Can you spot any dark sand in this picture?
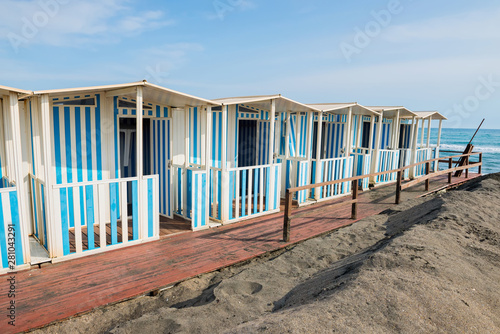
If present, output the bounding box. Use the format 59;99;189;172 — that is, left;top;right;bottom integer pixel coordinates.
34;173;500;333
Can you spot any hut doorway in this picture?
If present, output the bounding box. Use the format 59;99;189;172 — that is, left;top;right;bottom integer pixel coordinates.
237;119;258;168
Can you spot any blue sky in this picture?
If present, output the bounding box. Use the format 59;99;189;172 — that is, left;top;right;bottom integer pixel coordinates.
1;0;499;128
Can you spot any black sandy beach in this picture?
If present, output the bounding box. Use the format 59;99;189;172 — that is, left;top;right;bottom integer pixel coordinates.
34;173;500;333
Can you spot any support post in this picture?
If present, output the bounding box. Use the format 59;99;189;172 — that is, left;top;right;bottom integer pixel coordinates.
8;92;31;264
345;107;353;157
39;94;60;257
205;106;212;224
448;157;452;183
314;112;323;200
410;118;420;179
426;116;432;148
283;189;292;242
305;109;313;198
425;161;430;191
136;87;145;238
285;111;291;160
393;110;400;149
351;180;358;219
465;155;469;178
220;105;229;223
437;119;443;147
395;170;402;204
268;99;276;209
478;153;482;175
370;115;383;182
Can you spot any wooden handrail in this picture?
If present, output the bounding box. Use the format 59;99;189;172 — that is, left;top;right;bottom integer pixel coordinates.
283;151;483;242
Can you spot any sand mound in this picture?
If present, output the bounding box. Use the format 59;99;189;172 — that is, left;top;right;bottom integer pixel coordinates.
35;174;500;334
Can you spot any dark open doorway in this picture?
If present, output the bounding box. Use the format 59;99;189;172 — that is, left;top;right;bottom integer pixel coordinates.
238;119;258;168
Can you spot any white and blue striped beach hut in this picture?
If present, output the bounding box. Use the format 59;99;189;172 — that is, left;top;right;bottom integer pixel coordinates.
307;103;381;193
23;81;221;263
211;95;321;219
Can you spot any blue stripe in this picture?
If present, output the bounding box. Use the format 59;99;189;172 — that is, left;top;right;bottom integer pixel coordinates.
95;95;102;180
253;169;258;214
8;192;23;265
265;167;270;211
148;178;153;237
132;180;139;240
85;185;95;250
241;170;246;217
201;174;206;227
110;182;118;245
193;107;198;165
60;188;70;255
0;194;7;268
53;107;63;184
114;97;119;179
193;174;198;227
86;106;94;181
162;121;166;215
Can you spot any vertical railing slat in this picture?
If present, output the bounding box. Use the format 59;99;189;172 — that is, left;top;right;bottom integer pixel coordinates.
120;181;128;243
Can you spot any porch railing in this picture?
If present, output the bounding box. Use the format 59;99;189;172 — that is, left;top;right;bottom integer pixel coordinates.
399;148;412;179
414;148;433;177
311;156;353;202
375;149;400;184
284;158;310;205
210;164;281;223
52;175;159;257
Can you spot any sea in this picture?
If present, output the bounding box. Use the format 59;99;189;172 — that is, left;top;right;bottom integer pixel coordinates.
431;128;500;175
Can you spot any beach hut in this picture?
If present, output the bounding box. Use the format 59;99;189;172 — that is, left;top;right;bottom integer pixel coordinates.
404;111;447;178
0;85;32;273
305;103;380;197
210;95;320;220
366;107;418;185
24;81;220;263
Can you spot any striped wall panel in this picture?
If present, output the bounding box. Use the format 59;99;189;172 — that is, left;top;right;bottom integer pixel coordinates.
322;122;345;159
380;119;392;149
53;95;104;232
151;119;172;217
0;189;24;269
186;170;207;229
257;121;270;165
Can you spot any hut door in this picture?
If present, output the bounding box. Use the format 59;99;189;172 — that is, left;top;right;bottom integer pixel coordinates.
238;120;258;168
150;118;173;218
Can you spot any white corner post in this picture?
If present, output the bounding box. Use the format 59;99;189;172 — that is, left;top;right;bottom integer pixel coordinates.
220;105;229;223
305;109;313;199
136;86;145;239
370;115;383;182
393;110;400;149
285;111;291;160
268;99;276;209
426;116;432;148
8;92;31;265
410;118;420;179
314;112;324;200
205;105;212;224
39;94;60;257
183;105;190;219
420;116;425;148
437;119;443;147
345;107;353;157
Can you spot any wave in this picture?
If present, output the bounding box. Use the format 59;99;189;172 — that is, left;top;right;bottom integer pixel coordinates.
440;144;500;154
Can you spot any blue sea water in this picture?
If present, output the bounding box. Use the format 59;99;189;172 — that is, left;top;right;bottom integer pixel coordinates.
429;128;500;175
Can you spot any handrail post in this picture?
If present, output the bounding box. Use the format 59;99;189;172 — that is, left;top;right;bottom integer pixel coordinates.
351;180;358;220
478;153;483;175
465;155;469;178
425;161;430;191
448;157;452;183
395;169;402;204
283;189;292;242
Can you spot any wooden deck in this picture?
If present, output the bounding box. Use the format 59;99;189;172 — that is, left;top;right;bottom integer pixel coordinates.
0;173;480;333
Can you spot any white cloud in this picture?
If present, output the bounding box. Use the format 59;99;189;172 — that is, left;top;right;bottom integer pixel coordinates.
205;0;256;20
382;7;500;42
0;0;173;50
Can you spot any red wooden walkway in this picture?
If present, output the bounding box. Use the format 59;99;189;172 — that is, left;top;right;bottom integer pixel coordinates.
0;174;479;333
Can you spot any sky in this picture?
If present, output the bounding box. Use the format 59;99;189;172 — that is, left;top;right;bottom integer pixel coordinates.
1;0;499;129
